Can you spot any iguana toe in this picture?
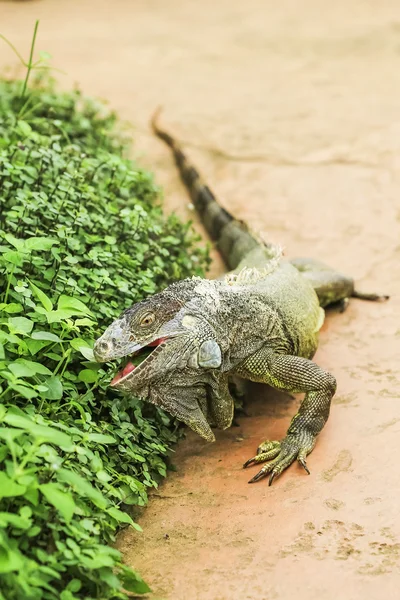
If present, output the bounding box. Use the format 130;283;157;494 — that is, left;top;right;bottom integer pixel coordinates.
243;440;281;468
338;297;349;313
245;432;315;485
256;440;281;455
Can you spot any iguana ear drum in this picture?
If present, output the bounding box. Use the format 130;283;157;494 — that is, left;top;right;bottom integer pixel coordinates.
198;340;222;369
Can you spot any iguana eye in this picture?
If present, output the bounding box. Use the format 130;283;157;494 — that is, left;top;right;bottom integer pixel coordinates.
139;312;156;327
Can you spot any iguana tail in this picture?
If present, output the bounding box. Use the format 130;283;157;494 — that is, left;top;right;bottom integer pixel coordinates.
151;108;260;270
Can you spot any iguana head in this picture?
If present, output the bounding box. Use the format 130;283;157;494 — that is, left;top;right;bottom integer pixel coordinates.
93;279;226;442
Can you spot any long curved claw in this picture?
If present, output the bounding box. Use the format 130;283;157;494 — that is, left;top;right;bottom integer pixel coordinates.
338;297;349;313
248;469;270;484
298;457;310;475
248;454;291;484
268;472;277;486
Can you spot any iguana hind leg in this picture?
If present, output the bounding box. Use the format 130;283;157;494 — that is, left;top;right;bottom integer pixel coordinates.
290;257;388;309
237;348;336;485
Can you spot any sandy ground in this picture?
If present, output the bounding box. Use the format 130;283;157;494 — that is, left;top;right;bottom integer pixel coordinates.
1;1;400;599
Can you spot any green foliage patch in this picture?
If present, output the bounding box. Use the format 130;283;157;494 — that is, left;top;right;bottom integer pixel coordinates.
0;77;209;599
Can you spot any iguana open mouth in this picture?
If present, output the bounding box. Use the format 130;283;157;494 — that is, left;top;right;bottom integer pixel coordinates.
110;337;167;386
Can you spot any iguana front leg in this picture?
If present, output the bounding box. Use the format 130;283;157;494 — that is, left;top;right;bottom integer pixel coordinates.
236;349;336;485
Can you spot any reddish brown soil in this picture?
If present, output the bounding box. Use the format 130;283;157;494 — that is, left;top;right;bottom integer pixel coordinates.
2;1;400;598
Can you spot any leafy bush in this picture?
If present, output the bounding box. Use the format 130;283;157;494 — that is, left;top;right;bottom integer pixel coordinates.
0;77;209;599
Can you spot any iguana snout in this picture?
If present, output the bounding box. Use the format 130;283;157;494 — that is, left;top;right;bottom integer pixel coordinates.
94;291;183;361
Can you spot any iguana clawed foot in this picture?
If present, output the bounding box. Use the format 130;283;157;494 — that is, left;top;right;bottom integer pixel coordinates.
243;431;316;485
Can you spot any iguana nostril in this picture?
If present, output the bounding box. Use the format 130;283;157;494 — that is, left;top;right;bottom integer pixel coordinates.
93;339;111;360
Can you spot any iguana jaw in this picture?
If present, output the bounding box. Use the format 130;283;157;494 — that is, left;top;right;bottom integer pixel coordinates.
110;337;168;387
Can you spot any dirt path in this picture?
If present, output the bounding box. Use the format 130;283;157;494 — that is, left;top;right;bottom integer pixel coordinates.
2;1;400;598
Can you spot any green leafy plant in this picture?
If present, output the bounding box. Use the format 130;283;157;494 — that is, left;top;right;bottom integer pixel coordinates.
0;71;209;599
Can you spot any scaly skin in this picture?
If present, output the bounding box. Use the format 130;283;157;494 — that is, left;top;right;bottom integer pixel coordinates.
93;112;388;485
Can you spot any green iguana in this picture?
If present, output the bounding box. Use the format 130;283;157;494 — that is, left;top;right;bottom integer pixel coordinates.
93;111;387;485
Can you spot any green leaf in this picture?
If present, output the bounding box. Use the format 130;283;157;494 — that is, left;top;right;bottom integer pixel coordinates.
78;369;98;384
70;338;90;351
87;433;116;444
0;332;26;350
20;360;52;376
7;317;33;334
2;250;23;265
8;359;52;378
3;233;24;250
40;483;76;523
121;569;151;594
10;384;38;399
27;525;41;537
0;544;24;574
28;280;53;312
58;295;93;316
70;338;95;360
24;487;39;507
79;347;95;360
0;472;26;499
74;318;96;327
1;303;23;314
8;362;36;378
66;579;82;593
39;50;52;61
0;427;25;442
46;309;75;324
3;414;72;447
107;506;138;527
96;470;111;483
0;512;31;530
26;339;53;355
31;331;62;342
58;468;108;509
19;506;32;519
41;376;63;400
81;550;115;569
44;352;63;361
25;237;58;251
17;120;32;137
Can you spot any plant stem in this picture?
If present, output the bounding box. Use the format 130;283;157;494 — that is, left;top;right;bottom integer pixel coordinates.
0;34;27;67
20;20;39;100
59;350;72;378
0;386;11;400
3;265;15;303
17;440;40;473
